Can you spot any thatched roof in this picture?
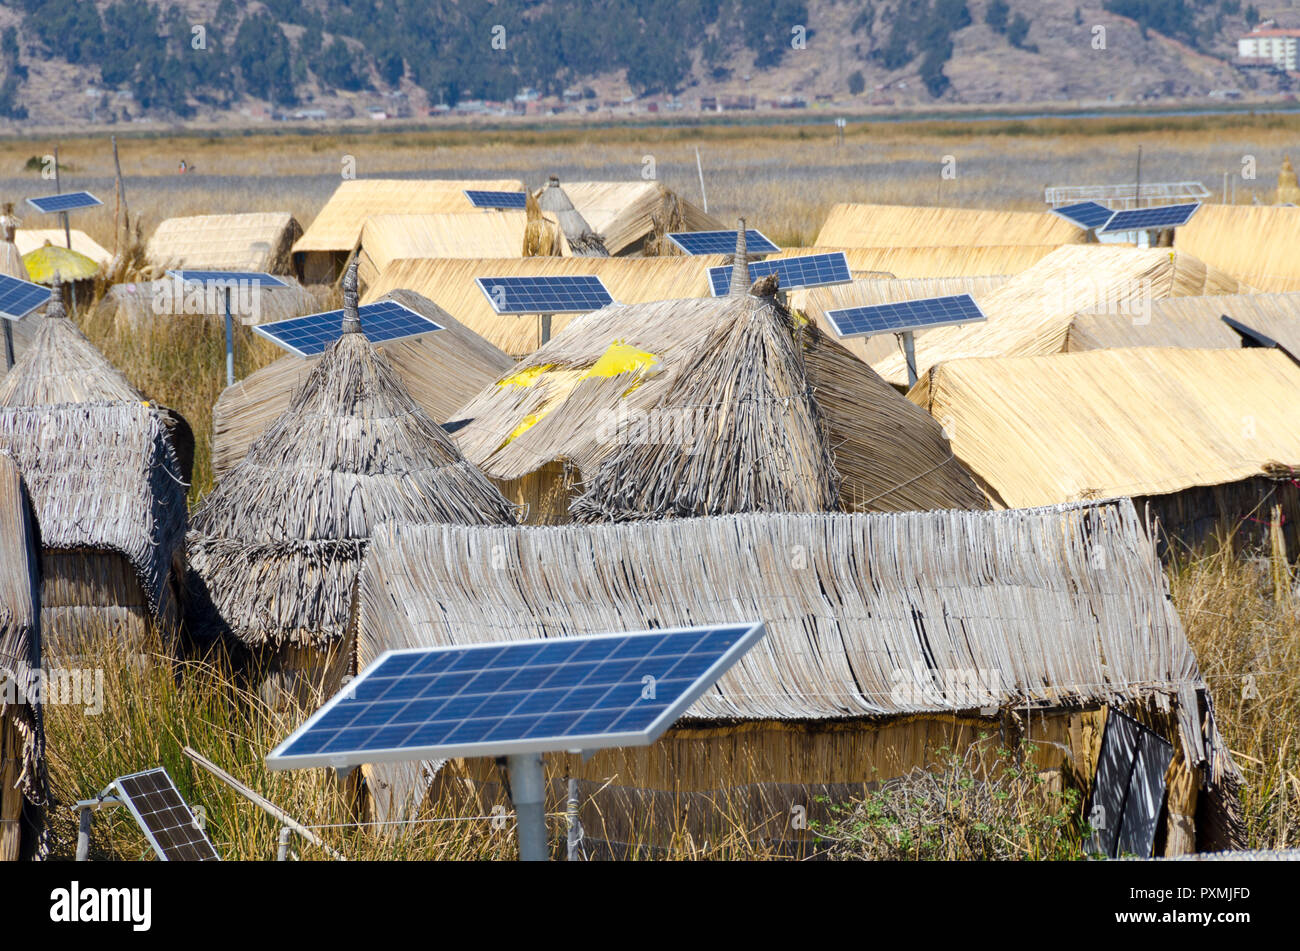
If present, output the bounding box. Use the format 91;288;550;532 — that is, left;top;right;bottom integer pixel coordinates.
0;287;140;407
1175;203;1300;292
99;275;322;331
814;203;1085;249
354;501;1235;815
14;229;112;266
0;450;48;840
451;273;986;516
534;177;608;256
145;212;302;274
794;275;1011;366
189;267;516;649
0;402;188;622
210;289;514;481
777;244;1057;278
1063;293;1292;352
872;245;1248;386
560;181;721;256
357;213;535;285
910;347;1300;507
364;254;724;356
292;179;526;258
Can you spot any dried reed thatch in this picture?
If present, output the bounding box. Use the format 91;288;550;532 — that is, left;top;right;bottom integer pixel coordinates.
364;254;724;356
777;244;1056;278
451;236;985;522
794;275;1011;366
0;451;47;861
354;501;1239;853
210;289;514;481
1;209;36;370
98;274;322;333
357;212;536;286
911;347;1300;507
559;181;721;256
291;178;525;282
872;245;1248;386
1063;292;1299;352
534;176;608;256
0;402;188;655
188;265;516;676
1176;203;1300;292
814;203;1086;249
14;229;112;266
145;212;302;274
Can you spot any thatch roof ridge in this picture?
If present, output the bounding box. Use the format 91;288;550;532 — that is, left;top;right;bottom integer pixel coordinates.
1176;203;1300;292
0;301;141;407
0;401;188;620
559;180;723;255
1066;290;1300;355
814;202;1086;248
146;211;302;274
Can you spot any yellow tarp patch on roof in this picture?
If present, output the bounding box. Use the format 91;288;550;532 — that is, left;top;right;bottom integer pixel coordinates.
497;364;556;387
578;340;659;380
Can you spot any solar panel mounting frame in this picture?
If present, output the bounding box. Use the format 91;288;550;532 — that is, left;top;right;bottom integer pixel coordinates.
707;251;851;297
824;293;988;339
108;767;221;862
464;189;529;210
165;269;290;288
1096;202;1202;234
1049;200;1116;231
667;229;780;255
25;190;103;214
253;299;443;357
0;273;53;322
475;274;614;315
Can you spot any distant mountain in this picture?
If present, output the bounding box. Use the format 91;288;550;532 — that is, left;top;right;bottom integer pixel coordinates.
0;0;1295;127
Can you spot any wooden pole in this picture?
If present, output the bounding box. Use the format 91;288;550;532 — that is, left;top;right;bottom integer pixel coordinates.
111;135;128;257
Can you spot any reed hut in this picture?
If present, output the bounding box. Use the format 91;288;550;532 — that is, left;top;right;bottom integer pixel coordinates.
291;179;525;283
559;181;721;256
187;266;516;701
0;452;48;861
353;501;1242;857
13;229;111;267
910;347;1300;553
364;255;724;356
0;402;188;659
871;245;1248;386
451;238;986;522
814;203;1086;249
145;212;302;274
210;289;514;481
1175;204;1300;292
777;245;1056;279
532;176;608;256
1;206;36;370
98;274;321;334
1063;292;1300;352
356;213;537;286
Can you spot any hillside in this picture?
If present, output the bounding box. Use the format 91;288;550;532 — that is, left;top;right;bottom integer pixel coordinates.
1;0;1299;128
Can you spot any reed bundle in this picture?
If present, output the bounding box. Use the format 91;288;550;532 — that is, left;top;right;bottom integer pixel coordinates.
535;177;608;256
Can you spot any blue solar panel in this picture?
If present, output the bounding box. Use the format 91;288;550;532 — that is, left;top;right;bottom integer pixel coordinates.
254;300;442;357
166;270;289;288
266;622;767;769
465;190;528;210
26;191;102;214
708;252;851;296
0;274;52;322
826;293;988;339
668;229;780;255
1099;202;1200;233
1051;201;1115;230
476;275;614;314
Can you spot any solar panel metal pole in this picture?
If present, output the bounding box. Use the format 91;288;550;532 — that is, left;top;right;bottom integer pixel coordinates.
901;331;919;388
2;320;13;371
223;286;235;387
508;753;548;861
566;777;583;861
75;804;93;861
540;313;552;345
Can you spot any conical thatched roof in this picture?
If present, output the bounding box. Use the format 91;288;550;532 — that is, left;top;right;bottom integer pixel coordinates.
0;279;140;407
189;264;516;649
535;176;609;256
0;450;48;860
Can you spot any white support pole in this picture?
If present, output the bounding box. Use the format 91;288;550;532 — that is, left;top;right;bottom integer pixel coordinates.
2;320;13;371
540;313;552;345
507;753;547;861
566;777;582;861
902;331;918;389
223;286;235;387
75;806;92;861
695;147;708;214
276;826;292;861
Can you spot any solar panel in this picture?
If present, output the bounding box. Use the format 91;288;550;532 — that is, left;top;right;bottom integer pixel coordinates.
0;273;52;322
26;190;103;214
166;269;289;288
266;622;767;769
113;768;220;861
465;189;528;210
667;229;780;255
825;293;988;339
708;252;851;296
476;275;614;314
254;300;442;357
1051;200;1115;230
1098;202;1201;233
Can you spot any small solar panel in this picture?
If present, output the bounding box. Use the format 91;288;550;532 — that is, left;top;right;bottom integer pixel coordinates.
465;189;528;210
266;622;767;769
0;273;52;322
254;300;442;357
708;252;851;296
825;293;988;339
1098;202;1201;233
114;768;220;861
166;269;289;288
476;275;614;314
26;190;103;214
668;229;780;255
1051;200;1115;230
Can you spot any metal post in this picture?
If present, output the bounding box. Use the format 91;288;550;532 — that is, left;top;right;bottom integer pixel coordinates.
2;321;13;371
695;147;708;214
507;753;547;861
224;286;235;387
1134;145;1142;210
61;211;71;250
540;313;552;346
566;777;582;861
276;826;292;861
902;331;918;389
75;807;92;861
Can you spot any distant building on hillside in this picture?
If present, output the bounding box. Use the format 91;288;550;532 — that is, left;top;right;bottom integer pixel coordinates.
1238;27;1300;70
